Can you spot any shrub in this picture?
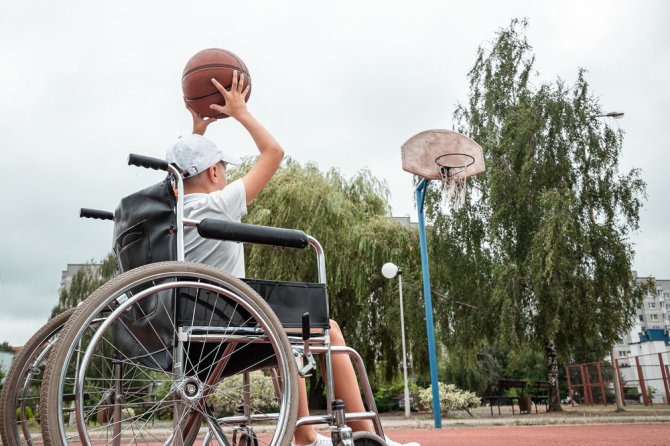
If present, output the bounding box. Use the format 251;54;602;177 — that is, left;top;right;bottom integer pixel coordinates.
647;386;658;402
121;407;135;420
418;382;481;416
209;371;277;416
16;405;34;421
374;395;396;413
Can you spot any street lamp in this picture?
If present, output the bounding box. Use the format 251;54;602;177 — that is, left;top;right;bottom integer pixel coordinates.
382;262;411;418
593;109;626;411
593;111;624;119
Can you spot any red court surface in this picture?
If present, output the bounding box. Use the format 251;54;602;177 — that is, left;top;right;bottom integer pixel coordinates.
384;423;670;446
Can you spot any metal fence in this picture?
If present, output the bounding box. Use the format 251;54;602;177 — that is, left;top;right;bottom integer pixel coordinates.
566;352;670;406
565;361;615;405
615;352;670;405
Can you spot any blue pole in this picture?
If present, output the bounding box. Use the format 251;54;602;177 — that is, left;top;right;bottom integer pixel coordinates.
416;178;442;428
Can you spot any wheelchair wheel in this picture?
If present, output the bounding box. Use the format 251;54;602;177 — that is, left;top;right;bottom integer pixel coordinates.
0;308;73;446
40;261;299;446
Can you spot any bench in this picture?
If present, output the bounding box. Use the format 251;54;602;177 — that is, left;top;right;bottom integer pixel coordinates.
483;379;554;415
531;381;551;412
482;379;527;415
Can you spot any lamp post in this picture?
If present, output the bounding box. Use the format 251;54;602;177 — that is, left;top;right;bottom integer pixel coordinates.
593;111;624;119
593;109;627;412
382;262;411;418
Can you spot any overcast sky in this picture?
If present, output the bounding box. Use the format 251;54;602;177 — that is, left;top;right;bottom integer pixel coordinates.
1;0;668;346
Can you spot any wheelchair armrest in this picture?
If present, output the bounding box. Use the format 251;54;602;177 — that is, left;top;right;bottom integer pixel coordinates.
197;218;309;249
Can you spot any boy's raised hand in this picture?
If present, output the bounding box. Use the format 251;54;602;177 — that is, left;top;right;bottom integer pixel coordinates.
185;98;218;135
210;70;250;120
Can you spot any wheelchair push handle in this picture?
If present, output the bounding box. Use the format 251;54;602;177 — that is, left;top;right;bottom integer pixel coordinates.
128;153;169;171
197;219;309;249
80;208;114;221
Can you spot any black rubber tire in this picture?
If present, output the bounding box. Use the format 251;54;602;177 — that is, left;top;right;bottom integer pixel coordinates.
338;432;389;446
0;308;74;446
40;261;299;446
236;430;259;446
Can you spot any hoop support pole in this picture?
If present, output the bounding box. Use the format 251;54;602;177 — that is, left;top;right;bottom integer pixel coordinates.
416;178;442;428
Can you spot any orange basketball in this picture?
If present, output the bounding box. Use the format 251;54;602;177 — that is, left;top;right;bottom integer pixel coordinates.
182;48;251;119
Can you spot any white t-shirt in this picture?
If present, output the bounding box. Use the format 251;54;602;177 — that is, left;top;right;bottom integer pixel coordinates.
183;179;247;277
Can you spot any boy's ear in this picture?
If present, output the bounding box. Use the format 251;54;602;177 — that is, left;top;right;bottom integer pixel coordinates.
207;164;218;182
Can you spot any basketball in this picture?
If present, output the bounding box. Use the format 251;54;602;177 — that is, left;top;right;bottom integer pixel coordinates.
182;48;252;119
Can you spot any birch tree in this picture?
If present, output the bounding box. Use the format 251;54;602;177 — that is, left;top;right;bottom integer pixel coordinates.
426;19;650;411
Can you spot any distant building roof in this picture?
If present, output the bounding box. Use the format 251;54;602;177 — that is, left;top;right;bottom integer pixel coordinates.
392;216;421;231
60;263;101;292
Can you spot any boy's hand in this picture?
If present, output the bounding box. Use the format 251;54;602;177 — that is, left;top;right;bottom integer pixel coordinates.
185;98;218;135
210;71;250;120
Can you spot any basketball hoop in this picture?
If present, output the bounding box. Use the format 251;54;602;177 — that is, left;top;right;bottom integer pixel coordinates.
399;129;486;429
435;153;474;211
401;129;484;211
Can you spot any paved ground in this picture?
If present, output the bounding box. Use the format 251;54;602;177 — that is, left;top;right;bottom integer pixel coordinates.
383;424;670;446
378;406;670;429
373;406;670;445
25;406;670;446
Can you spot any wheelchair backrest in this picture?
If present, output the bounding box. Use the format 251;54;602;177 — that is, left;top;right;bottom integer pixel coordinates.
113;177;177;273
112;177;178;371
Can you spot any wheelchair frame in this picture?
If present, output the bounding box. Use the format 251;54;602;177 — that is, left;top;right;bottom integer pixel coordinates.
34;154;386;446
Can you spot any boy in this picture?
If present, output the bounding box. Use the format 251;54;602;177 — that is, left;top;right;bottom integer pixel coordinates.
167;71;417;446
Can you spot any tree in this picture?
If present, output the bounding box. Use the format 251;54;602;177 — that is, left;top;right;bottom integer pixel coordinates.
229;158;429;391
0;342;14;392
51;252;117;317
425;19;650;411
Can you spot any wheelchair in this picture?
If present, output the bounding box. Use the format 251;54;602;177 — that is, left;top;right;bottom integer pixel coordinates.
37;154;388;446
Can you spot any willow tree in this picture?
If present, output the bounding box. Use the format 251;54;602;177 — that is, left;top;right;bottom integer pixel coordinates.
229;158;428;390
426;19;649;411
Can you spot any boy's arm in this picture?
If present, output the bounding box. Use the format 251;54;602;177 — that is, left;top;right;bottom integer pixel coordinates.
210;72;284;204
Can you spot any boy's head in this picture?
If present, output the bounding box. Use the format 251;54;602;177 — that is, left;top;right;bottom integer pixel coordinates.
166;134;240;178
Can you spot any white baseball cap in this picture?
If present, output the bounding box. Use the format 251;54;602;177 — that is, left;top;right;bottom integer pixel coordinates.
166;134;241;178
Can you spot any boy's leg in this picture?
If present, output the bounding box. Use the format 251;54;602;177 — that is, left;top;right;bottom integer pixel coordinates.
293;367;318;445
329;320;373;432
292;319;372;444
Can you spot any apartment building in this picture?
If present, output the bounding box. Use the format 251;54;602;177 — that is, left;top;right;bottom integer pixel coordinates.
615;275;670;358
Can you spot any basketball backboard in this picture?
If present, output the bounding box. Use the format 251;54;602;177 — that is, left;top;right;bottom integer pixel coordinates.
401;129;485;180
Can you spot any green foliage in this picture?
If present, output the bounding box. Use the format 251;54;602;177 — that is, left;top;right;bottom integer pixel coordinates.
208;371;278;416
502;348;547;386
16;405;34;420
373;380;422;412
373;395;396;413
418;382;481;416
647;385;658;402
423;19;651;409
228;158;428;383
624;387;640;397
443;346;501;396
51;252;117;317
0;341;15;353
